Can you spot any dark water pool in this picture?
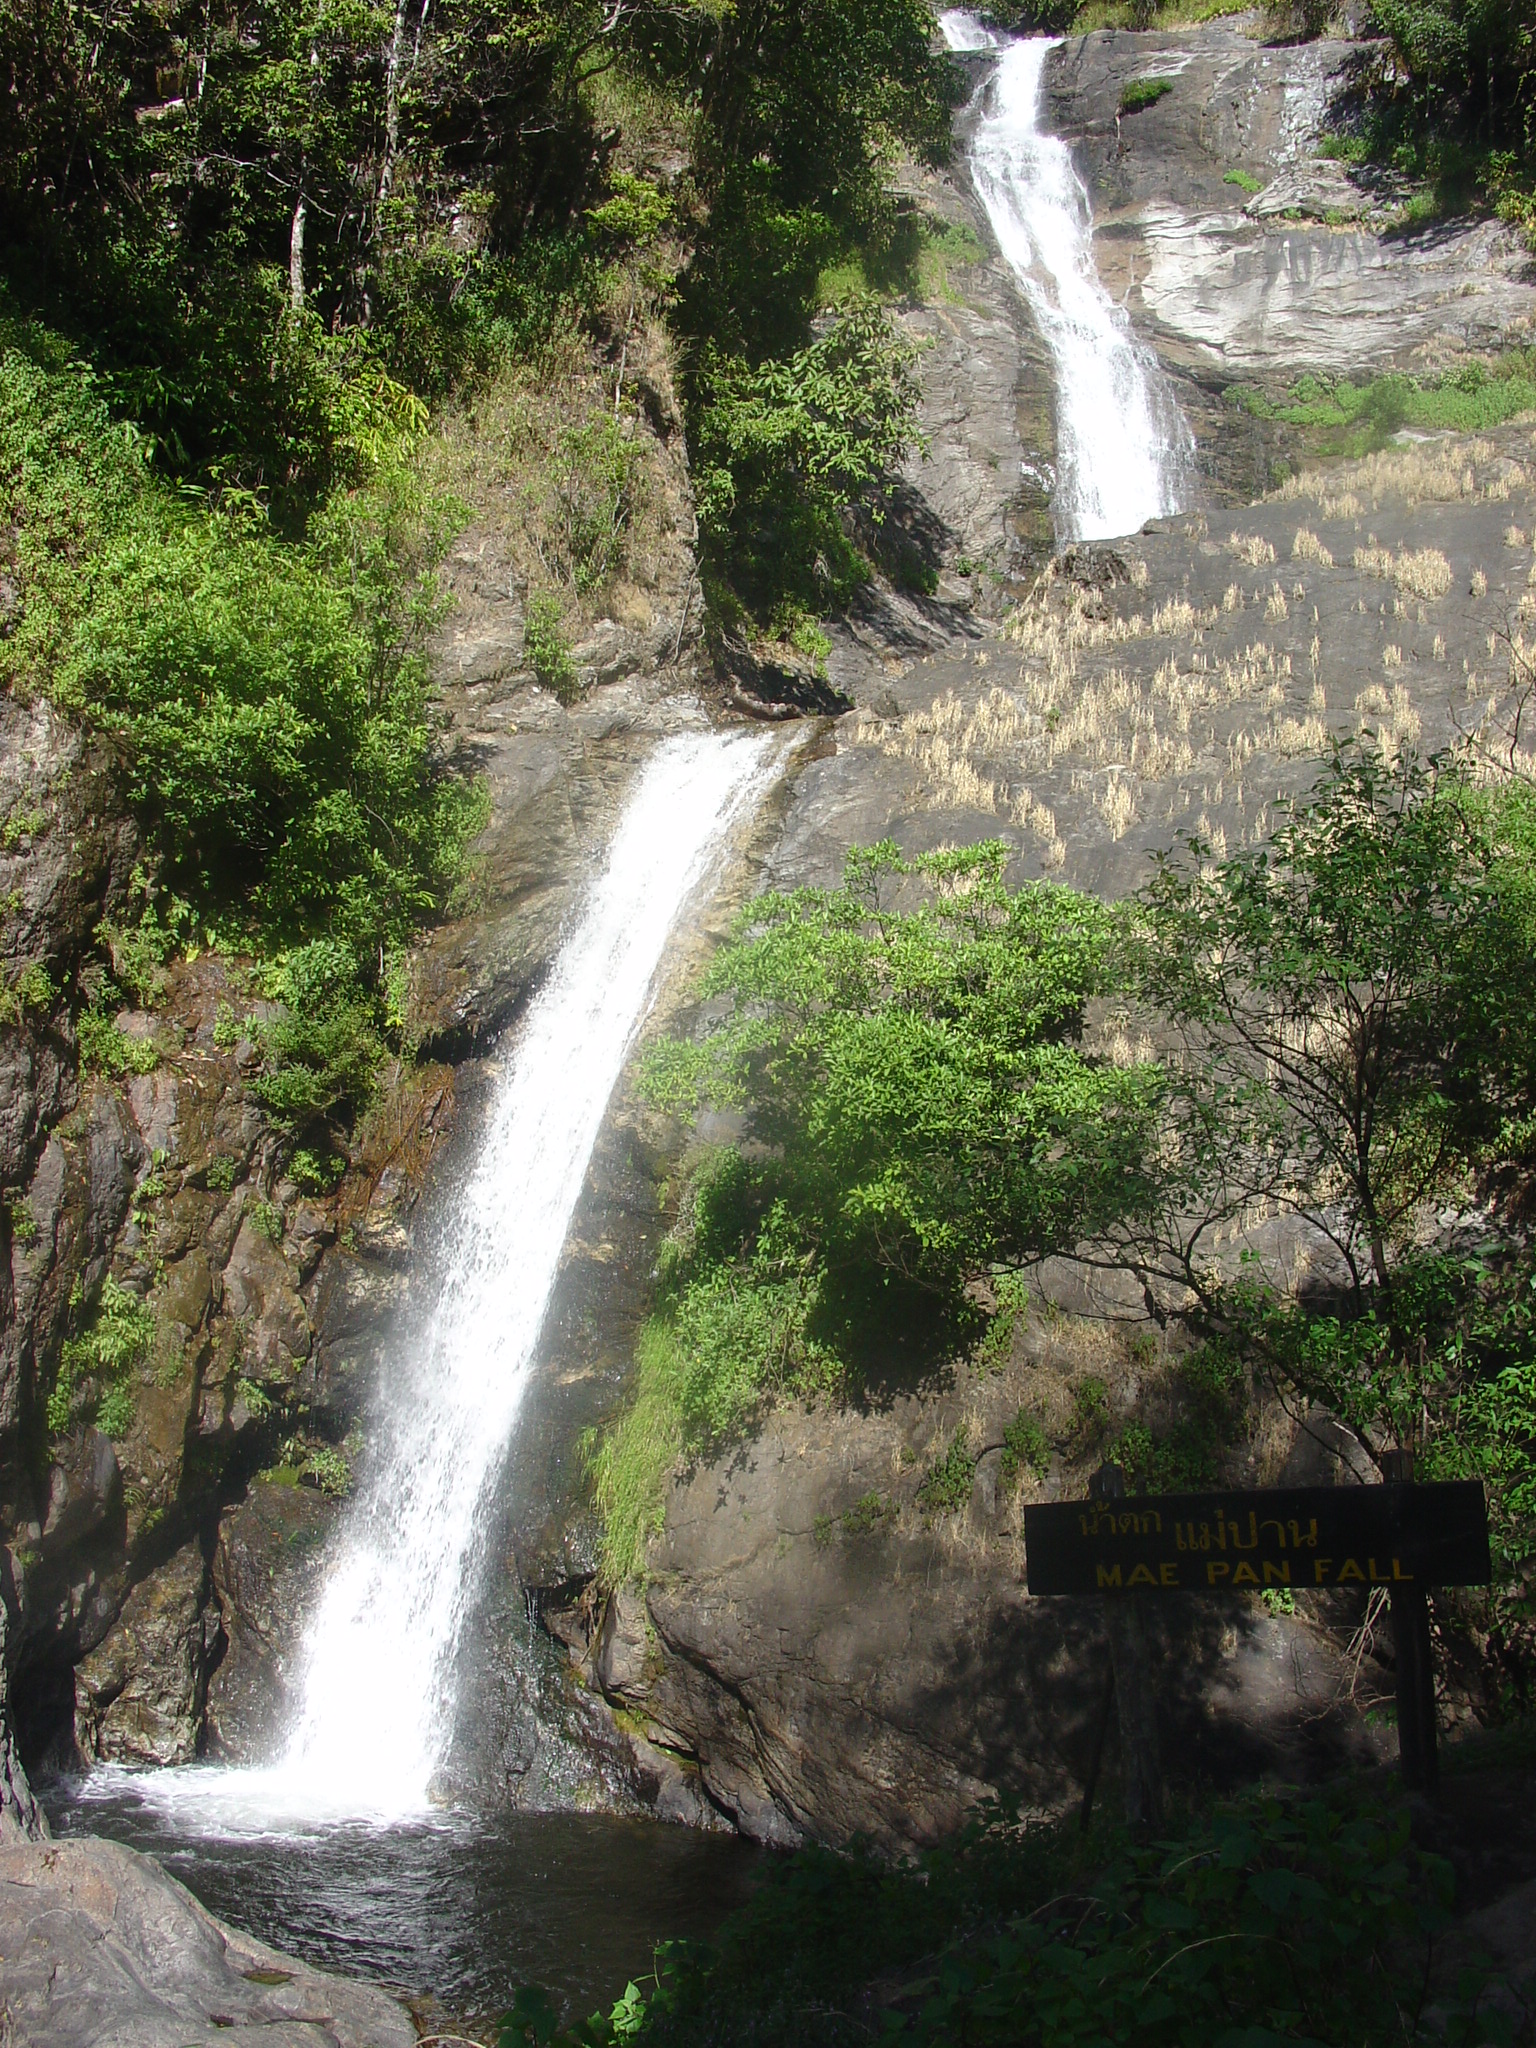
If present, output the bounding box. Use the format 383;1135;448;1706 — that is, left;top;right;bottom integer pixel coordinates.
43;1772;763;2029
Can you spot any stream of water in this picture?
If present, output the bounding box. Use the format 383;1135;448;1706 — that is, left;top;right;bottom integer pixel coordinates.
940;12;1194;539
46;728;780;2021
83;727;776;1841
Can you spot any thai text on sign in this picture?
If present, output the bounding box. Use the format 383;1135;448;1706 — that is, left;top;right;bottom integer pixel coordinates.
1023;1481;1490;1597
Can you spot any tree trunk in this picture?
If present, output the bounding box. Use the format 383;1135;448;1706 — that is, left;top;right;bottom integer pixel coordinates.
378;0;411;212
289;186;307;313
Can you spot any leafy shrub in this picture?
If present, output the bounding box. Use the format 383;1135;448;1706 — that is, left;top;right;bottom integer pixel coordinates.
917;1430;977;1516
77;1009;159;1076
499;1786;1492;2048
523;594;580;703
547;417;644;593
999;1408;1050;1487
249;943;384;1135
690;300;924;631
841;1490;893;1534
289;1146;346;1194
0;334;482;971
49;1276;154;1437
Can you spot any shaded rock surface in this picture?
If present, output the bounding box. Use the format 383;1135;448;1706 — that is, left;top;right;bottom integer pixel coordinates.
553;420;1536;1846
74;1541;222;1766
0;1834;414;2046
205;1480;337;1761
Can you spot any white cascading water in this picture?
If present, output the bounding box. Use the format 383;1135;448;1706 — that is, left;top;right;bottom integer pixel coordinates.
120;728;777;1832
939;11;1194;540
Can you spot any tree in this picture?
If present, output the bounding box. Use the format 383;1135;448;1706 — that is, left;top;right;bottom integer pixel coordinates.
644;839;1162;1343
1121;743;1536;1477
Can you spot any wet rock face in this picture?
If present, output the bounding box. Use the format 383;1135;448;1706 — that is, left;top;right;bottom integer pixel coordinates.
0;698;137;1440
205;1480;337;1761
74;1541;223;1766
0;1834;415;2047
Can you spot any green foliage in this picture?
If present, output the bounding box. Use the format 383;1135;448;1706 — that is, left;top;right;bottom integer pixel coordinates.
289;1145;347;1194
0;337;483;977
917;1429;977;1516
250;1200;285;1245
1120;77;1175;114
1231;359;1536;456
236;1377;276;1422
49;1276;154;1438
597;842;1162;1582
546;417;645;594
643;841;1159;1306
1135;747;1536;1324
524;594;580;703
1126;744;1536;1621
1318;0;1536;227
1113;1341;1248;1494
1223;167;1265;193
587;1162;842;1586
503;1786;1501;2048
999;1407;1050;1488
691;299;924;631
77;1010;160;1077
303;1444;353;1497
0;961;54;1027
1069;1374;1110;1449
250;942;384;1134
841;1489;893;1534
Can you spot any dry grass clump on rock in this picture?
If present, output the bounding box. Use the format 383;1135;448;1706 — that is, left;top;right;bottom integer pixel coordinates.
1230;533;1276;567
1292;527;1333;567
1275;433;1527;513
1352;541;1453;600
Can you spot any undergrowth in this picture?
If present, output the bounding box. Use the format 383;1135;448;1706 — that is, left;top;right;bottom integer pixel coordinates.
1231;358;1536;460
496;1782;1509;2048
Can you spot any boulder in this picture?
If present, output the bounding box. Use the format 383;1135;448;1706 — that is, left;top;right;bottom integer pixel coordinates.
0;1834;414;2047
205;1480;337;1761
74;1542;223;1765
0;1600;46;1843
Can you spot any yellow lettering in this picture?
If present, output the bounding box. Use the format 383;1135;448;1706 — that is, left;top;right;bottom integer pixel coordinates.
1263;1561;1291;1586
1128;1564;1157;1587
1313;1558;1334;1584
1096;1564;1123;1589
1392;1558;1414;1581
1160;1563;1178;1587
1207;1561;1230;1585
1338;1558;1365;1582
1368;1558;1390;1582
1232;1563;1259;1586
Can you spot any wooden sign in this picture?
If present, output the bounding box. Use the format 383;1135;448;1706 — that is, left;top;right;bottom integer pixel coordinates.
1024;1481;1490;1598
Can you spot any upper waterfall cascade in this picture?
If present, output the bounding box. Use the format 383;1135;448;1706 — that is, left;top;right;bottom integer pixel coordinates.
940;12;1195;541
130;728;778;1830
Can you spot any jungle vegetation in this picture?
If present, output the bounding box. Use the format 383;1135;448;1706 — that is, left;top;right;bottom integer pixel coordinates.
595;742;1536;1712
0;0;959;1156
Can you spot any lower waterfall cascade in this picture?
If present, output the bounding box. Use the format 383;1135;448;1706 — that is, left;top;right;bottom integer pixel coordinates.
119;727;779;1830
940;11;1195;540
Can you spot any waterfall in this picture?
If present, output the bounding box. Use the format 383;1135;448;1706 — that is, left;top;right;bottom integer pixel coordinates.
129;728;777;1831
939;12;1195;541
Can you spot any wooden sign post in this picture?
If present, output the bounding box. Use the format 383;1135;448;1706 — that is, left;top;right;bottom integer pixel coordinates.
1026;1471;1490;1801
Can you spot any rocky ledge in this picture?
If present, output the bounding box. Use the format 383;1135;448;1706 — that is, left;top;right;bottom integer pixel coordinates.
0;1833;414;2047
